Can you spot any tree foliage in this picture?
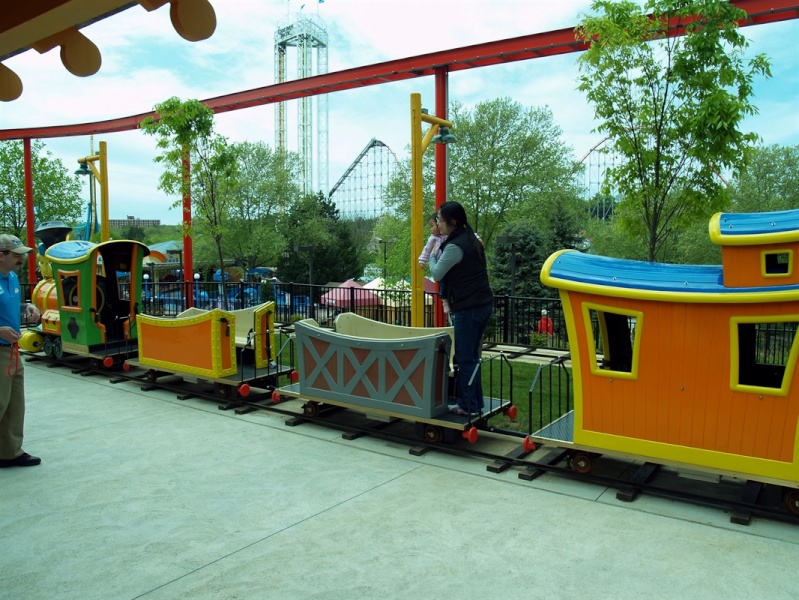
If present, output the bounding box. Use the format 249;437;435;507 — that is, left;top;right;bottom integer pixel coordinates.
0;140;83;240
276;193;365;286
728;144;799;213
447;98;582;245
141;97;239;307
225;141;303;271
489;221;553;298
379;98;584;284
576;0;771;261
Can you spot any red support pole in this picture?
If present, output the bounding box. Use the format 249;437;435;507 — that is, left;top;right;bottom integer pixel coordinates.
23;138;36;286
182;148;194;308
433;67;449;328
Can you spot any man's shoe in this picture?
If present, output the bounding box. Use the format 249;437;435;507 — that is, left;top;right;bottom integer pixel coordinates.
0;453;41;468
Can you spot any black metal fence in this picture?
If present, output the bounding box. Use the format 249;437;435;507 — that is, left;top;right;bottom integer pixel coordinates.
20;280;797;359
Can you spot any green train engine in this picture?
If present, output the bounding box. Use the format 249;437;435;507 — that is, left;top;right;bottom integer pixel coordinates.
23;239;149;362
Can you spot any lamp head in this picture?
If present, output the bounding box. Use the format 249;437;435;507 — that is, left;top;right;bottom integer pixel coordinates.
75;162;91;177
431;126;457;145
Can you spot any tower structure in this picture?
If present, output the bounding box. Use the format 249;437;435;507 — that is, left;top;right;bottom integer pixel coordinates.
274;12;329;197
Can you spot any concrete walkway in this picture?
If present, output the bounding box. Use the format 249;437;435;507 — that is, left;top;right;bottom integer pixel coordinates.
2;359;798;600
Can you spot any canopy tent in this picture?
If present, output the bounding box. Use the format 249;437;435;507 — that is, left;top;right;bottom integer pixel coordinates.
321;279;380;308
363;277;436;306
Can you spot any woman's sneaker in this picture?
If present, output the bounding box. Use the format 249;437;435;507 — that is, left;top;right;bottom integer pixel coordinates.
449;404;475;416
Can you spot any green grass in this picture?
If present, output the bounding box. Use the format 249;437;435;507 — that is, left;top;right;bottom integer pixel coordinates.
484;358;573;434
275;330;574;435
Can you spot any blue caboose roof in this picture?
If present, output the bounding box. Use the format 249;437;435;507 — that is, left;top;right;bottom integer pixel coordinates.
542;250;799;302
709;208;799;245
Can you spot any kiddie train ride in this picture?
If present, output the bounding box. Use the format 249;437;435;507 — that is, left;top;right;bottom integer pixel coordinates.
19;208;799;516
20;221;149;366
19;223;289;399
529;207;799;513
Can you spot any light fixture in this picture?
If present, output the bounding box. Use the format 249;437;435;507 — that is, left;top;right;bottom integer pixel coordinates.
74;162;91;176
431;126;457;145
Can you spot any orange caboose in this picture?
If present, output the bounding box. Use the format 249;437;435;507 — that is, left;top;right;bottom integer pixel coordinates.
539;209;799;489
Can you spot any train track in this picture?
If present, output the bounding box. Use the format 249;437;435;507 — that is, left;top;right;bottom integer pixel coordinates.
29;351;799;528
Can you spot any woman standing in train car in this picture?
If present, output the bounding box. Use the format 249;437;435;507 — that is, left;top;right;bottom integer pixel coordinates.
428;201;494;416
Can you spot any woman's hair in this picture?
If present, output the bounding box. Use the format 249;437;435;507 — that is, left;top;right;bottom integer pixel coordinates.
438;201;482;252
438;201;467;228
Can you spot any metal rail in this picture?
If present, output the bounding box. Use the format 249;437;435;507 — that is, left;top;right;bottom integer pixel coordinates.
27;351;799;526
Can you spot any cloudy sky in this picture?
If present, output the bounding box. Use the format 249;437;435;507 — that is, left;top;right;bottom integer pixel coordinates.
2;0;797;225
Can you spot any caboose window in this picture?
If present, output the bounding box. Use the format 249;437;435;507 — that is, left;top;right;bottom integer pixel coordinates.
583;304;643;380
762;250;792;277
732;318;798;396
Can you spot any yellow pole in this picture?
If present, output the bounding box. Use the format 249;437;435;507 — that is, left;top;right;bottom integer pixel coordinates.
410;94;424;327
409;93;452;328
77;141;110;242
98;141;109;242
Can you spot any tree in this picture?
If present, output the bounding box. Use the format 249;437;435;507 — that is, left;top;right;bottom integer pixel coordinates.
118;224;147;242
729;144;799;213
225;141;303;272
447;98;582;245
0;140;83;240
141;97;239;308
379;99;583;282
577;0;771;262
276;193;365;288
489;221;552;298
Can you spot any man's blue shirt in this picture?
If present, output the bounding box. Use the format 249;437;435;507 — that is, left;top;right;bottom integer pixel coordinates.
0;271;22;342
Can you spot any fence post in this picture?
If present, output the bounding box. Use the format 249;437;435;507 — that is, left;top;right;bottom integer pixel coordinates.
502;295;509;344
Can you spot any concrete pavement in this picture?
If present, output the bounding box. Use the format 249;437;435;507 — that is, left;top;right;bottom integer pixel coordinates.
2;358;797;599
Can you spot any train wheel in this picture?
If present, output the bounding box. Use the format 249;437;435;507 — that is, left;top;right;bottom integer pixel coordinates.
52;337;63;359
145;369;158;382
784;489;799;516
303;401;320;417
216;384;232;399
423;425;444;444
43;337;54;357
571;452;596;474
89;358;102;370
462;426;479;444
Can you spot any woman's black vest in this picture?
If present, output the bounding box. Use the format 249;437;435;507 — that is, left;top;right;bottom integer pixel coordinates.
440;228;493;313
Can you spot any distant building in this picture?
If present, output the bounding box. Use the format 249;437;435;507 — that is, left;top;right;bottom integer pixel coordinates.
109;216;160;228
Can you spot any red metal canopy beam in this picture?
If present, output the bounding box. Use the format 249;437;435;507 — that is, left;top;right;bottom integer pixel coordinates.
2;0;796;141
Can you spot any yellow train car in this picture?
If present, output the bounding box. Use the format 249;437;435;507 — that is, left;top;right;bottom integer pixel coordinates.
538;209;799;492
130;302;285;399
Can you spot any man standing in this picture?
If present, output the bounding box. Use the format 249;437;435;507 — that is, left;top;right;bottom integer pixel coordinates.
0;234;41;468
536;309;554;343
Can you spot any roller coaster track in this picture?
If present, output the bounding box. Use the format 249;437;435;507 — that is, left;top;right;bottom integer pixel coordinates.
327;138;401;219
